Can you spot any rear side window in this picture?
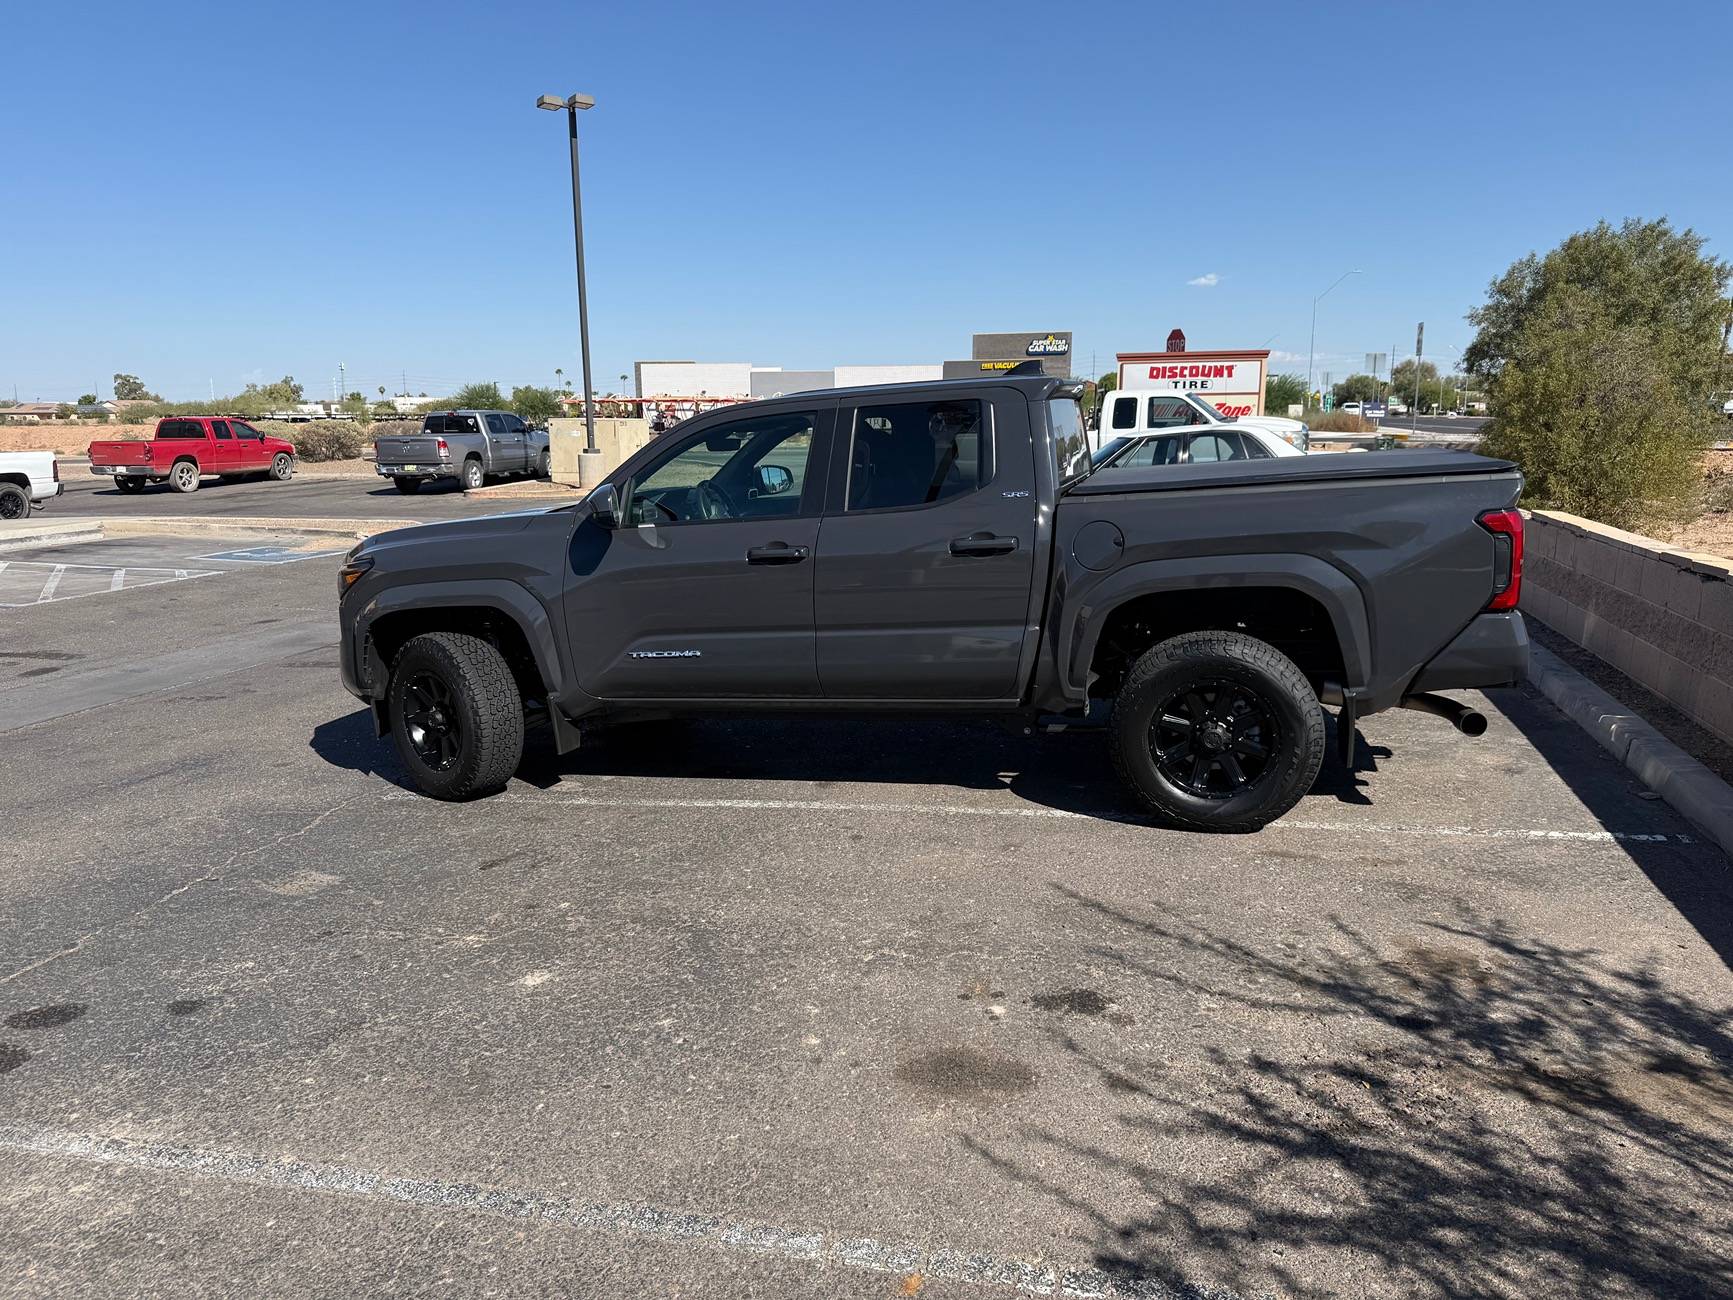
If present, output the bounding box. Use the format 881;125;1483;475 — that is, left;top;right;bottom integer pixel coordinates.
212;420;233;439
1118;435;1183;468
1186;432;1248;462
157;419;204;439
423;414;479;436
1237;431;1272;459
1110;396;1138;430
1145;397;1196;428
485;414;507;434
845;398;982;512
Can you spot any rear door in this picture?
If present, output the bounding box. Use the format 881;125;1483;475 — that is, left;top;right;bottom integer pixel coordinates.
207;420;243;473
484;413;522;471
812;389;1037;700
562;403;834;699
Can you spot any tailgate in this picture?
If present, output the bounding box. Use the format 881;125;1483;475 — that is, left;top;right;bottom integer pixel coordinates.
87;441;151;466
374;435;445;463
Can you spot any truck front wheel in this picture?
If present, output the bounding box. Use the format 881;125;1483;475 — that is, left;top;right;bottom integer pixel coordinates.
1109;630;1324;833
388;632;525;800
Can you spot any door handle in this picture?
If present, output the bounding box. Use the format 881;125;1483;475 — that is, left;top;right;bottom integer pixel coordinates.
746;543;810;565
948;533;1018;557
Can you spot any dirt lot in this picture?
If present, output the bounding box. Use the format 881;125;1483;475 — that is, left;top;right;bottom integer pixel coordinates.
0;423;152;454
1663;447;1733;559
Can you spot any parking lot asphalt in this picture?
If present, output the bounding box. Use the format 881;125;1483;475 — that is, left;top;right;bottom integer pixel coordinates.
52;466;518;521
2;543;1731;1299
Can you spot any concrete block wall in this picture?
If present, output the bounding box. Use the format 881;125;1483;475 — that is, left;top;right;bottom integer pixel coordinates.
1523;510;1733;742
548;418;651;485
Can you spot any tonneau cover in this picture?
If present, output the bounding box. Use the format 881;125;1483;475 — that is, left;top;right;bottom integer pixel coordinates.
1068;448;1516;496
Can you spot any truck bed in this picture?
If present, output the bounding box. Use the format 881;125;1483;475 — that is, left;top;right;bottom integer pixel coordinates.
1069;448;1513;495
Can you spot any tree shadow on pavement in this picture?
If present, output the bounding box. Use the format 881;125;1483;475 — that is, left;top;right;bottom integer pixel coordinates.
971;888;1733;1299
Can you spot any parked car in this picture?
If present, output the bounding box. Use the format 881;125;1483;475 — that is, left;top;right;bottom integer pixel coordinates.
1092;425;1306;471
0;451;62;519
1095;390;1310;452
336;374;1528;832
374;410;551;494
87;417;297;494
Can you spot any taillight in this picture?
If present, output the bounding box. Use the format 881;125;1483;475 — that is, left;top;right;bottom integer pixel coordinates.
1478;509;1523;611
437;438;450;460
52;459;60;481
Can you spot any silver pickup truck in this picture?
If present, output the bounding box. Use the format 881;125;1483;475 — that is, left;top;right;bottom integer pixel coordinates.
374;410;552;494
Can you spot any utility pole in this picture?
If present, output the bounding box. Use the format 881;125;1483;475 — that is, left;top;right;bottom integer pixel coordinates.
1307;270;1361;410
1412;323;1424;434
536;91;600;475
339;361;346;403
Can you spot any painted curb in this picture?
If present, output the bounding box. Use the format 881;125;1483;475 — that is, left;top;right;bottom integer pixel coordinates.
1526;642;1733;860
0;519;104;551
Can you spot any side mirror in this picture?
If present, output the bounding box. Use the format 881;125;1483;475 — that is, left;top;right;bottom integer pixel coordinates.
753;464;794;497
588;482;619;529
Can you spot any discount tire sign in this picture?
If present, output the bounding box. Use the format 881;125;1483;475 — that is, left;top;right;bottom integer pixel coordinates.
1116;347;1271;418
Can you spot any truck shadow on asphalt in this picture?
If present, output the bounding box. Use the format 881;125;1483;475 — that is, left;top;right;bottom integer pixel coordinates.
309;707;1394;824
971;890;1733;1300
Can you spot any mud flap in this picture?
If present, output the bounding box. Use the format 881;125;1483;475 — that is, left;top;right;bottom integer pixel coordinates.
1336;691;1359;769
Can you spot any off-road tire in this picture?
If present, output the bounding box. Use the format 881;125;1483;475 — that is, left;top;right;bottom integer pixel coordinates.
462;457;484;491
388;632;525;800
115;476;146;494
1109;630;1324;832
0;483;28;520
269;453;294;482
393;476;419;495
168;460;200;493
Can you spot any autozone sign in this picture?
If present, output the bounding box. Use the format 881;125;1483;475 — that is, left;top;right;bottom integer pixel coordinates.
1116;348;1270;417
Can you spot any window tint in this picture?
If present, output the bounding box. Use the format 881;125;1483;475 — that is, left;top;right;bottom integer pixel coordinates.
1186;432;1247;462
1116;434;1183;468
505;415;527;434
157;419;204;439
1110;396;1138;430
1048;396;1089;483
212;420;233;440
485;414;507;434
1237;431;1272;459
231;421;259;439
846;398;982;512
1145;397;1198;429
629;412;816;525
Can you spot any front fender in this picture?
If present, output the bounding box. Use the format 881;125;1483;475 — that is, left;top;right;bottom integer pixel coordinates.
1060;553;1372;700
351;578;565;700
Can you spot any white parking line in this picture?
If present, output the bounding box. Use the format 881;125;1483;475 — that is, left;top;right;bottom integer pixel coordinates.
381;791;1698;845
0;561;220;607
0;1124;1218;1300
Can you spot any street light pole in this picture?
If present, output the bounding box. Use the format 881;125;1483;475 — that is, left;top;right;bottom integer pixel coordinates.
537;92;599;465
1306;269;1361;409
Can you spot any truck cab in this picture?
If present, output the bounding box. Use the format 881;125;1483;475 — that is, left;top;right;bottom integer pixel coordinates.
1094;389;1309;453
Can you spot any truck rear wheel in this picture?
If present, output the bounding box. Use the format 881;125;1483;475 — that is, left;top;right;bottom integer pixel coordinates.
168;460;200;493
392;476;420;494
388;632;525;800
115;476;146;494
461;457;484;492
1109;630;1324;833
0;483;28;520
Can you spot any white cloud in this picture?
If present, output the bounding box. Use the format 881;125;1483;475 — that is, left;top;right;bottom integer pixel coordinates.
1186;273;1220;287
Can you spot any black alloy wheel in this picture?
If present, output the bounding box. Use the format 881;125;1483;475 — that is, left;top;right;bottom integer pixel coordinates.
1149;678;1279;799
400;671;462;771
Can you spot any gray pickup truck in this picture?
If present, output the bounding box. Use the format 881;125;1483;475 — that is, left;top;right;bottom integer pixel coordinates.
337;373;1527;831
374;409;551;493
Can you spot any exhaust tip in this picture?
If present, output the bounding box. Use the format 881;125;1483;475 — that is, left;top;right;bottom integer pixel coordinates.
1457;710;1489;737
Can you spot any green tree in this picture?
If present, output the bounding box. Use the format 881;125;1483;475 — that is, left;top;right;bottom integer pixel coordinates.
111;373;159;401
1465;218;1730;401
1468;218;1728;525
1332;373;1386;406
1264;373;1306;413
1481;307;1704;528
510;385;562;425
451;381;506;409
76;393;98;406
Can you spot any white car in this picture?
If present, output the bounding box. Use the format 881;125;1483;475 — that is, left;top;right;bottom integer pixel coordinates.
0;451;62;520
1091;423;1306;471
1094;390;1310;452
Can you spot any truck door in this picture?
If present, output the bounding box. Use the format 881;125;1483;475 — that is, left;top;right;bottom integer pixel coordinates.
208;420;242;474
484;413;521;471
813;389;1037;700
562;404;834;699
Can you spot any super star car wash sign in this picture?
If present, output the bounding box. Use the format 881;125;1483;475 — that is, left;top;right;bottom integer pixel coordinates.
1115;347;1271;418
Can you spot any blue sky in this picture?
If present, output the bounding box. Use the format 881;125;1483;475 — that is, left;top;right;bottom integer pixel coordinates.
2;0;1728;402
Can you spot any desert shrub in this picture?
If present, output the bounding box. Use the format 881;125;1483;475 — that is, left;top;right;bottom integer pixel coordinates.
260;420;365;462
1304;411;1376;434
368;419;421;441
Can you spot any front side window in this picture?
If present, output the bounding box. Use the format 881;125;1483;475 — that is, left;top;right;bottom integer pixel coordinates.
232;421;260;439
629;412;816;525
846;398;982;512
1145;396;1198;429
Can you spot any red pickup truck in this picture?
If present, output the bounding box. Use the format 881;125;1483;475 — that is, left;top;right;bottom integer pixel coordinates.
88;417;298;494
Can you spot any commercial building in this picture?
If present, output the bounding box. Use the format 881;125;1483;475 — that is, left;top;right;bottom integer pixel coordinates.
943;331;1073;380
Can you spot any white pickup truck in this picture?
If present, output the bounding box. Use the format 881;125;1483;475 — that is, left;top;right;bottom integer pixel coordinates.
0;451;62;520
1093;390;1309;454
